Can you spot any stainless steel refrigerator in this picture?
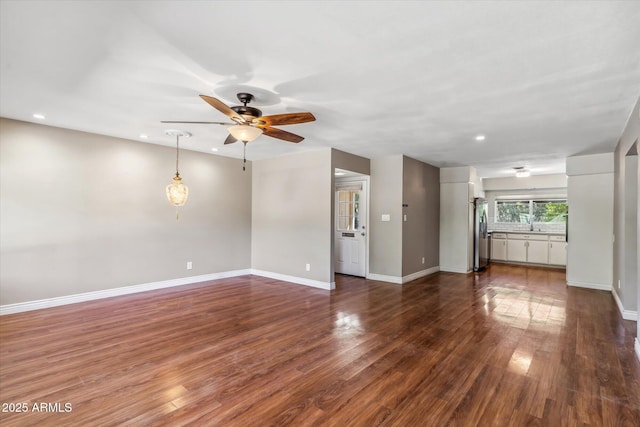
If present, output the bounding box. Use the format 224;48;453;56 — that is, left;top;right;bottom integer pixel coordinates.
474;198;489;271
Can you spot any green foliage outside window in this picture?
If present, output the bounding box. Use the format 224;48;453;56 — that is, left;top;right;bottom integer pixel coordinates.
496;199;567;224
496;201;530;223
533;200;567;223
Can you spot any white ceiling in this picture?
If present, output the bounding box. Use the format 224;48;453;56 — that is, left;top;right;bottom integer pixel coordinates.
1;1;639;178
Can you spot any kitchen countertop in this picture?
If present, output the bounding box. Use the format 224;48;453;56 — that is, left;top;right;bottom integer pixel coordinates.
489;230;566;236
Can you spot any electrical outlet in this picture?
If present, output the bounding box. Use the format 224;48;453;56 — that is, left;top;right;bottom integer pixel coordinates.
187;261;192;270
422;257;425;264
306;263;311;271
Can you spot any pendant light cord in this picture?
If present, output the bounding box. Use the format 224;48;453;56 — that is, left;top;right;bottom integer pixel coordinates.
175;134;180;176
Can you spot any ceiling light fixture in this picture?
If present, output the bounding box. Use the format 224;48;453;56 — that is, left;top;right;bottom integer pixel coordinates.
514;167;530;178
228;124;263;143
211;147;219;152
139;134;148;139
33;113;45;120
474;134;486;141
335;172;346;176
165;130;191;212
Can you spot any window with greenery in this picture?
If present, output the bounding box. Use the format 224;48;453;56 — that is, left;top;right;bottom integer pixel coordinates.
495;199;567;224
495;201;531;223
532;200;567;223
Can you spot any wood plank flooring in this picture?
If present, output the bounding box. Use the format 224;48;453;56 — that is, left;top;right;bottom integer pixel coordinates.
1;264;638;426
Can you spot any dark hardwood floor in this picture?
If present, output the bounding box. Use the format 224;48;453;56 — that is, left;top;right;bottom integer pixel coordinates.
1;264;638;426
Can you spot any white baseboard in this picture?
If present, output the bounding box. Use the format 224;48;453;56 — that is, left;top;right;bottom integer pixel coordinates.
635;338;640;363
439;266;472;274
250;269;335;290
612;289;638;321
367;266;440;285
366;273;402;284
566;280;612;291
0;269;252;315
402;266;440;283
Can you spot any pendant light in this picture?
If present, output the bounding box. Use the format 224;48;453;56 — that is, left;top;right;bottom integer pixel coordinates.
165;130;191;206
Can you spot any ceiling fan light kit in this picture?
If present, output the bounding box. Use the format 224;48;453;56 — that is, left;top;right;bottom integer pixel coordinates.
228;124;263;142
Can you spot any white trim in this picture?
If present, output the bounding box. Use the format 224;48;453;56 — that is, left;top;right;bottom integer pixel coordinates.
439;266;472;274
611;290;638;321
0;269;252;315
250;269;334;290
366;273;402;284
566;280;612;291
635;338;640;363
402;266;440;284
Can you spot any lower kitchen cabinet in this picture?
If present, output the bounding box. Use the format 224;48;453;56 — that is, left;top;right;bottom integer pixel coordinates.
527;240;549;264
548;236;567;266
507;240;527;262
491;233;507;261
490;232;565;267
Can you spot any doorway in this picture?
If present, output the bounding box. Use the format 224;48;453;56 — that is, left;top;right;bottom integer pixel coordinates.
334;170;369;277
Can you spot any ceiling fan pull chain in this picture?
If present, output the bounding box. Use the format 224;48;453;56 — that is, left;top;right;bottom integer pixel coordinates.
243;141;247;171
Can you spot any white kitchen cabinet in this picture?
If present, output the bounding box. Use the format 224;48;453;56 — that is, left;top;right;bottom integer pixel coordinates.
507;239;527;262
507;234;549;264
527;240;549;264
491;233;507;261
548;236;567;266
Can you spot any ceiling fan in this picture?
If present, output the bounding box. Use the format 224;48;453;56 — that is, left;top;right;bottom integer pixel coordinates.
162;92;315;145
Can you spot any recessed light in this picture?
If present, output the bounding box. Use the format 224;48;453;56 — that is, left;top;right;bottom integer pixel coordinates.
474;135;485;141
513;167;530;178
33;113;45;120
139;134;148;139
211;147;219;152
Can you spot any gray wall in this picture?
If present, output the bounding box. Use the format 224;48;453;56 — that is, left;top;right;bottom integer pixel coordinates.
0;118;252;305
612;96;639;325
331;148;370;175
402;156;439;276
369;156;403;278
251;149;333;285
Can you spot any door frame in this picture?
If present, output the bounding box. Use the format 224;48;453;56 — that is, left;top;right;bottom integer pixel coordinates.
333;171;370;280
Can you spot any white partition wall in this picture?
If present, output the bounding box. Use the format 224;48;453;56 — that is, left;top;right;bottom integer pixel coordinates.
566;153;614;290
440;167;476;273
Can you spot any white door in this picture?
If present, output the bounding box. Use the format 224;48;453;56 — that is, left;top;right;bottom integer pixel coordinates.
335;181;367;277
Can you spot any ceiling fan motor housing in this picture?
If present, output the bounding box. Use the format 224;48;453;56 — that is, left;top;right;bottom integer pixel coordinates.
232;93;262;120
231;105;262;120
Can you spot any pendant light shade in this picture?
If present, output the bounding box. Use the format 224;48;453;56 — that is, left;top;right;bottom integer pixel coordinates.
166;175;189;206
228;124;263;142
165;130;191;206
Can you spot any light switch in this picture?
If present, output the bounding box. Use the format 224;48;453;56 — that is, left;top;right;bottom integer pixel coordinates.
381;214;390;222
404;214;407;222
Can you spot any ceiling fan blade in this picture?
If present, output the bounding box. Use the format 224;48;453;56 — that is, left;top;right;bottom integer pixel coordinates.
253;112;315;127
161;120;233;125
224;134;237;145
199;95;246;123
262;126;304;143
